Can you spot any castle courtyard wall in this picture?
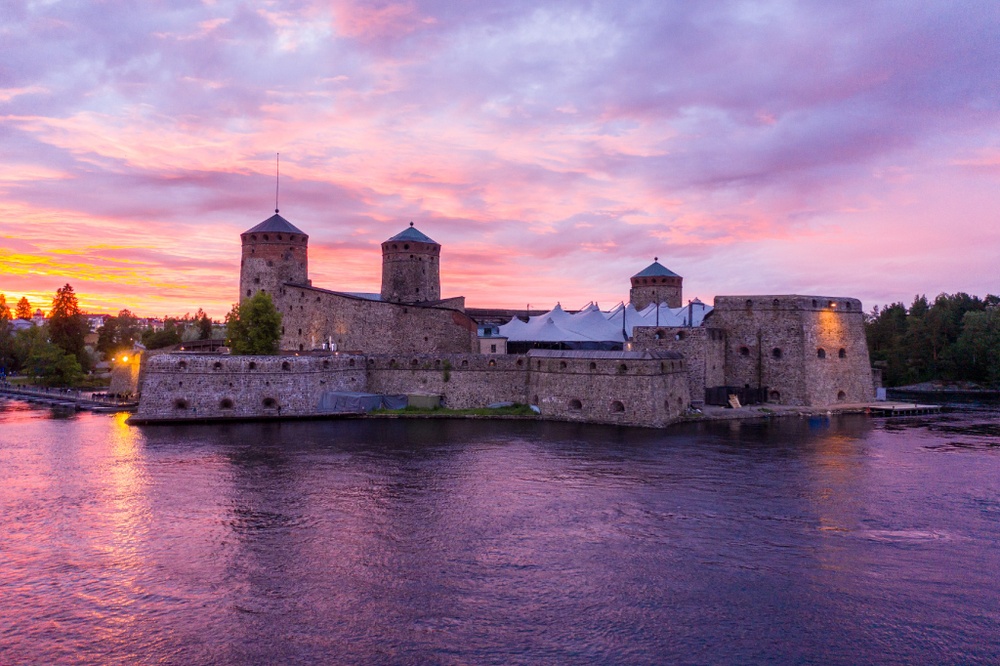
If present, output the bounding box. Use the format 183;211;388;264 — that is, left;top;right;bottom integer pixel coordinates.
276;286;479;354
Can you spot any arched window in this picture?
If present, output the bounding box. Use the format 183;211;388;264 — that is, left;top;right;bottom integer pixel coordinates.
488;359;496;367
739;346;750;357
618;364;628;373
837;390;847;401
568;399;583;411
772;348;782;359
248;361;257;370
219;398;234;409
177;361;187;370
769;390;781;402
610;400;625;413
173;398;188;410
282;361;291;371
839;348;847;358
214;361;222;370
262;397;277;408
654;329;665;340
560;361;567;369
589;362;597;370
817;348;826;359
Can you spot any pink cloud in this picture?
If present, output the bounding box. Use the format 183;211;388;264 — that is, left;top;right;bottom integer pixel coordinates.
1;0;999;318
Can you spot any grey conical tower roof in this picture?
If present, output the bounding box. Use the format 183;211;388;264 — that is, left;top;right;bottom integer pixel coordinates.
243;213;306;236
385;222;438;245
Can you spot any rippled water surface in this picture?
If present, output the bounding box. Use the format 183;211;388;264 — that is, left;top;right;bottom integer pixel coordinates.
1;401;999;664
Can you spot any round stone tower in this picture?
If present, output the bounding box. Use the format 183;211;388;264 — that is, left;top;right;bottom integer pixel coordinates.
239;212;309;304
630;258;682;309
380;222;441;303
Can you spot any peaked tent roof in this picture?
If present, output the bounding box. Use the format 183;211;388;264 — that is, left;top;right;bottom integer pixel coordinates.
499;301;713;344
632;260;680;279
386;223;438;245
243;213;307;236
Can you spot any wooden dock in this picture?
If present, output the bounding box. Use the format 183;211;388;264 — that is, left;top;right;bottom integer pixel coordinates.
866;403;941;417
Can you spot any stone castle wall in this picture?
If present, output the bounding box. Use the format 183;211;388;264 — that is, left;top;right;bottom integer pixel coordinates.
274;285;479;354
526;351;689;427
366;354;529;409
134;354;366;421
708;295;874;406
134;349;690;428
630;326;726;403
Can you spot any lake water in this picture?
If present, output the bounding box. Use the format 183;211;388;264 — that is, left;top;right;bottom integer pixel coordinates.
1;400;999;665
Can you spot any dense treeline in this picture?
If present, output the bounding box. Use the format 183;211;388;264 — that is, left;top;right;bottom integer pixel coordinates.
866;293;1000;388
0;286;219;386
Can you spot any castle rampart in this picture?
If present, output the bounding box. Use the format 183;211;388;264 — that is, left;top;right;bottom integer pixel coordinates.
134;349;691;428
134;353;366;421
708;295;874;405
631;326;726;404
526;350;689;427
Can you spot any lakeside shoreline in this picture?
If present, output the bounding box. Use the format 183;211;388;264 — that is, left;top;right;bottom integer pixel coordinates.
123;400;934;427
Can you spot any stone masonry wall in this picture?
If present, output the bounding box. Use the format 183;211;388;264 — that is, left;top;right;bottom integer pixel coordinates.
801;301;876;404
709;295;873;406
135;349;691;427
525;350;689;427
135;353;366;421
366;354;529;409
275;286;479;354
631;326;725;403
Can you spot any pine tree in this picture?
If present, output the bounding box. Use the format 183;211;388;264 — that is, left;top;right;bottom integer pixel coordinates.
48;284;90;371
15;297;31;320
195;308;213;340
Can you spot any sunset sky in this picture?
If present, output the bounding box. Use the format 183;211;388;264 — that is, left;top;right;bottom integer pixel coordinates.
2;0;998;319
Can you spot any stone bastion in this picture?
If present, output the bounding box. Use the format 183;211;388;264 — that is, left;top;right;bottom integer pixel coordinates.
132;348;690;428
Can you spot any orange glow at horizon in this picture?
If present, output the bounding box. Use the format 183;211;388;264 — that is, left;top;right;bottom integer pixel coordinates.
3;2;999;318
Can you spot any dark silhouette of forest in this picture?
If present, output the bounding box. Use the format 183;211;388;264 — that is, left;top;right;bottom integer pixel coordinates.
866;293;1000;388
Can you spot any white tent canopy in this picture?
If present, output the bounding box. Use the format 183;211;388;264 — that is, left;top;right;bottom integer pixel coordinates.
499;300;712;344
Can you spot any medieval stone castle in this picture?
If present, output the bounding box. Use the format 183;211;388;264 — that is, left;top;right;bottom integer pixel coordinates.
133;212;875;426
